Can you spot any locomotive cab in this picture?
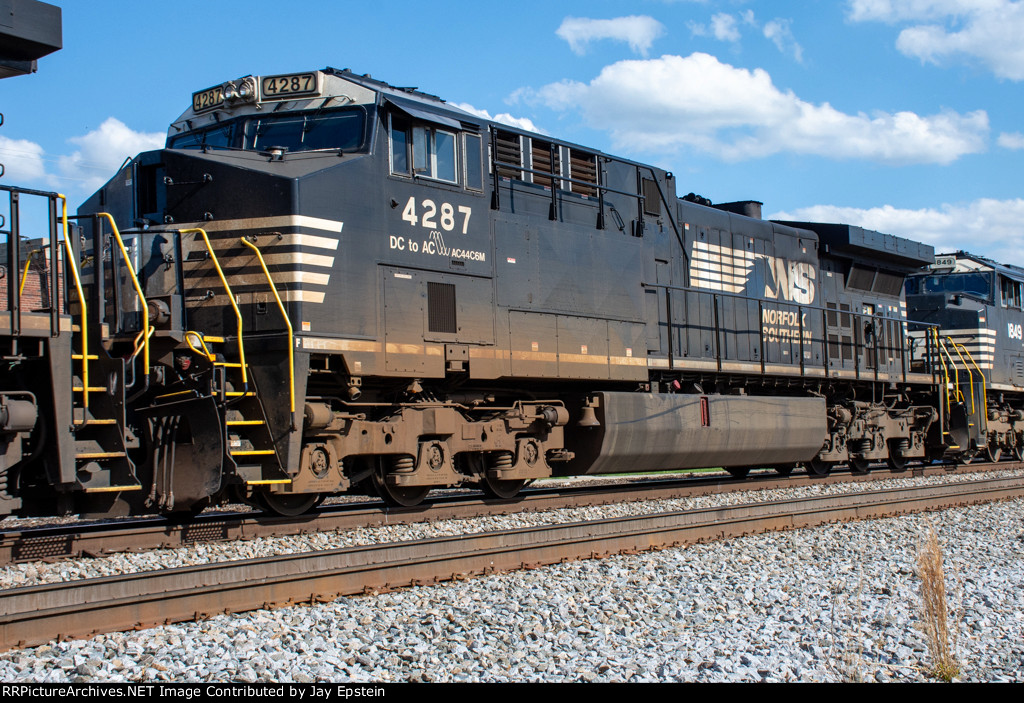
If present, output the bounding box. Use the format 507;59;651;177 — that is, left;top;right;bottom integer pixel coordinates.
906;253;1024;461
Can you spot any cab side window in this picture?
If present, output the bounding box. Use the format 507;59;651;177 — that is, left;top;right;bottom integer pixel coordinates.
390;113;459;184
1001;275;1022;309
413;125;457;182
390;116;411;175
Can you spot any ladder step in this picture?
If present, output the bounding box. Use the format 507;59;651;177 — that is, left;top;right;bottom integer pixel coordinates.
73;386;107;393
226;420;265;426
245;479;292;485
154;390;197;401
225;391;255;397
216;362;244;368
84;418;119;426
230;449;276;456
76;451;127;460
82;485;143;494
71;354;99;360
203;335;225;343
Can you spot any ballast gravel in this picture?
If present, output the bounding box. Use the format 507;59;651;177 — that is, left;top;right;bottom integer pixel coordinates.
0;472;1021;682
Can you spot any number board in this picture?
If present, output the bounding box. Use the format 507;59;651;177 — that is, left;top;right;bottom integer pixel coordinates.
261;72;320;100
932;256;957;269
192;85;225;113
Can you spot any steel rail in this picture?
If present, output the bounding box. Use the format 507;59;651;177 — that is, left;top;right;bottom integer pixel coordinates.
0;461;1017;565
0;474;1021;651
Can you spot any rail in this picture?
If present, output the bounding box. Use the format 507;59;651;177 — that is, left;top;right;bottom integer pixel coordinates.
1;186;64;338
57;196;90;421
948;341;977;415
239;236;295;428
96;213;149;378
0;461;1013;567
17;246;44;297
1;473;1021;650
932;328;954;411
179;228;247;388
953;340;988;421
644;280;935;385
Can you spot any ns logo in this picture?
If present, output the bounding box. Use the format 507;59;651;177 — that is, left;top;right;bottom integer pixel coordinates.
762;256;816;305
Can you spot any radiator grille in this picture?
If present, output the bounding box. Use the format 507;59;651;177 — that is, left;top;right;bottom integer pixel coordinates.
428;282;457;334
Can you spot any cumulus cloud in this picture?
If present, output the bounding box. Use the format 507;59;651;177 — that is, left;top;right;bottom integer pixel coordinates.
689;13;742;42
58;118;164;191
688;11;802;61
847;0;1024;80
763;19;804;63
528;53;988;164
770;198;1024;264
0;136;48;183
556;16;666;56
997;131;1024;149
449;103;543;134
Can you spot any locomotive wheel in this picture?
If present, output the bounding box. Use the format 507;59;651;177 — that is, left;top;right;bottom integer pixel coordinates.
1015;444;1024;462
480;474;527;500
805;458;832;476
886;451;909;472
985;444;1002;463
725;466;751;479
849;458;871;474
258;490;322;517
371;464;430;508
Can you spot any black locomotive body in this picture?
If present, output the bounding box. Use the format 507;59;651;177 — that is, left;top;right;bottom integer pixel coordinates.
906;252;1024;461
1;67;999;518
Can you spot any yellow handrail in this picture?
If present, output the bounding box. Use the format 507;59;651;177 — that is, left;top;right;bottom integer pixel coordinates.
953;341;988;421
18;247;44;297
184;330;216;361
58;195;90;419
932;329;953;410
239;237;295;421
935;333;964;404
948;341;976;414
180;228;247;386
96;212;149;377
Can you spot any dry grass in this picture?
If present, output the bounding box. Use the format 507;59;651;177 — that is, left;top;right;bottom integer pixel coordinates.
917;526;960;681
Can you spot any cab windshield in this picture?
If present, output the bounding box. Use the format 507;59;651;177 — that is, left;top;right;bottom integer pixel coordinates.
167;107;367;154
244;108;365;153
912;272;992;300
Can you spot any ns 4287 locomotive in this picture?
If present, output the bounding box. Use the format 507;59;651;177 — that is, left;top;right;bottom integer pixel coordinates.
1;67;1015;518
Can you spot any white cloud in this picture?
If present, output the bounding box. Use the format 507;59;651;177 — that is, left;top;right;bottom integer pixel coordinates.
57;118;164;192
764;19;804;63
0;136;48;183
997;131;1024;149
556;16;666;56
770;198;1024;264
847;0;995;23
847;0;1024;80
449;103;543;134
689;12;803;61
689;12;744;42
711;13;741;41
529;53;988;164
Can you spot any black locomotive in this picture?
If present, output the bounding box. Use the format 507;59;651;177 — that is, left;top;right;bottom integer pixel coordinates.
905;252;1024;462
1;67;1018;518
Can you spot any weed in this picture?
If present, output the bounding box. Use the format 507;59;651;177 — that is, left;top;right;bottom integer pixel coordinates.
916;526;960;681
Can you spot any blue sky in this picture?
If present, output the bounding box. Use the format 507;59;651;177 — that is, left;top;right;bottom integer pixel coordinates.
2;0;1023;262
